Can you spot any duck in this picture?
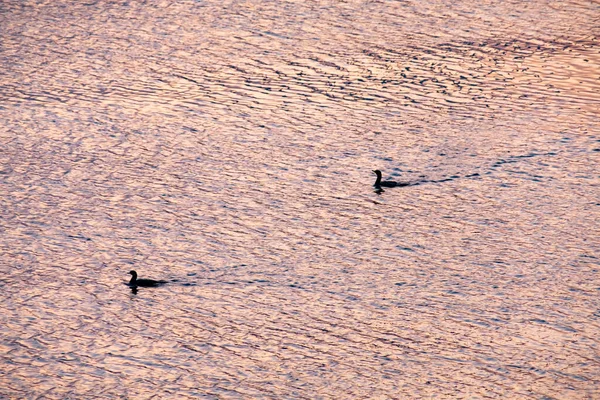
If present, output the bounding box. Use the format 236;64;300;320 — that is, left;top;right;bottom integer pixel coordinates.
128;270;167;287
373;169;411;189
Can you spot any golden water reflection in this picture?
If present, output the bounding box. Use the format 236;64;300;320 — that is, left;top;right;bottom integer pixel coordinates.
1;0;599;398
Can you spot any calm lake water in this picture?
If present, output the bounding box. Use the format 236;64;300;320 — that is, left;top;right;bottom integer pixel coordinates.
1;0;599;398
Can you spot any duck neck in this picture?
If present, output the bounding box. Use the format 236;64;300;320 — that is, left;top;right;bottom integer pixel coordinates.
129;273;137;285
374;174;382;186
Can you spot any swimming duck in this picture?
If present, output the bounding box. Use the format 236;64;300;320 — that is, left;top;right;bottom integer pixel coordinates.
128;270;167;287
373;169;410;188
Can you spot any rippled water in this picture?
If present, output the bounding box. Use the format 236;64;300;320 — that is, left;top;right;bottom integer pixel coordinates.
1;0;599;398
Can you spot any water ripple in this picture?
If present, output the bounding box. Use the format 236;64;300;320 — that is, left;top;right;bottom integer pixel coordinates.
1;0;599;398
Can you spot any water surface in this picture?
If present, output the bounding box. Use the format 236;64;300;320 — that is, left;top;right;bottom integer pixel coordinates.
1;0;599;398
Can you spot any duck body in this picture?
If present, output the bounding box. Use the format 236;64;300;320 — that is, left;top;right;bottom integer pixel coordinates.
128;270;167;287
373;169;410;188
378;180;405;188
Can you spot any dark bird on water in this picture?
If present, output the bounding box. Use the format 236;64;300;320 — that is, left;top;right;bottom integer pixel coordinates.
373;169;411;189
128;270;167;287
